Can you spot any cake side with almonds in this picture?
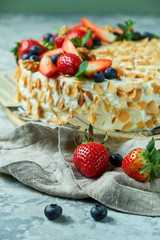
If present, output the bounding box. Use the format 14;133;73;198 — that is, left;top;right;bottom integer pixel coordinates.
12;18;160;131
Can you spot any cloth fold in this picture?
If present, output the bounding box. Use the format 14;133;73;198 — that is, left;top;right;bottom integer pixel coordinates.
0;122;160;216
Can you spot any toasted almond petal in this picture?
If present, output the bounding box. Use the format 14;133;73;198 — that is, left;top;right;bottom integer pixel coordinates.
88;109;97;124
138;101;147;110
127;88;136;99
145;86;153;96
151;82;160;94
71;86;78;98
17;91;22;102
124;83;135;92
107;81;116;94
78;90;85;107
56;98;65;110
112;117;118;124
136;120;145;129
146;119;154;129
32;90;37;99
132;88;142;102
65;86;71;96
48;94;54;105
127;102;141;110
27;97;32;114
35;78;41;89
23;75;28;87
86;91;93;101
112;106;119;116
118;109;130;123
122;122;133;131
146;100;158;113
94;83;103;96
93;96;99;110
37;105;44;118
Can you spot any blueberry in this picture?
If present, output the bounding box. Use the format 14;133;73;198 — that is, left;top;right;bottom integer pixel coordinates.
142;32;153;40
21;54;31;60
30;46;42;55
29;55;40;62
83;44;90;50
51;54;60;65
109;153;123;167
113;32;121;38
49;36;56;43
93;38;101;47
131;32;142;41
90;204;107;221
44;204;62;220
93;71;105;83
44;33;53;41
104;67;117;79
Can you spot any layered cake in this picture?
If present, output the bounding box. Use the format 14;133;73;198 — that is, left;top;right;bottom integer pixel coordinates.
11;18;160;131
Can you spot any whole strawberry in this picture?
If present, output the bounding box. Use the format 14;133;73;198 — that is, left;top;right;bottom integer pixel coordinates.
122;138;160;182
19;39;46;58
57;53;82;76
73;142;109;178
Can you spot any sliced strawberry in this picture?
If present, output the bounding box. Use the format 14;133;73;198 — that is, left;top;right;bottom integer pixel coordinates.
54;37;64;48
70;24;88;32
67;29;92;48
62;38;78;55
114;27;135;35
85;59;112;78
39;55;58;77
81;17;116;43
18;39;46;58
114;28;124;35
39;48;62;58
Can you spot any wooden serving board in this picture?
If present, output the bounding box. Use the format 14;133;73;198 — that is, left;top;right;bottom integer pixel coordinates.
5;108;26;127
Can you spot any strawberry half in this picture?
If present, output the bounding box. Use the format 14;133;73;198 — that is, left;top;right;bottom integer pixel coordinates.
39;48;62;58
73;142;109;178
70;24;88;32
84;59;112;78
54;37;64;48
67;29;92;48
81;17;116;43
39;55;58;76
122;138;160;182
62;38;78;55
18;39;46;58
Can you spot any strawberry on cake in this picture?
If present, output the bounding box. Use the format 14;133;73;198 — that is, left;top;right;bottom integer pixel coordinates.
11;18;160;132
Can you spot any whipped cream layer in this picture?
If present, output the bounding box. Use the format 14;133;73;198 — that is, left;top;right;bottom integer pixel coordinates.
15;38;160;131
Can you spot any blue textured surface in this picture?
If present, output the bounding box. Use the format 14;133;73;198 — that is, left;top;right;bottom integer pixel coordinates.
0;13;160;240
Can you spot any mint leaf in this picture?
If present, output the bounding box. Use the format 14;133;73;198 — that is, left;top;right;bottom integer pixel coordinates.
70;37;81;47
117;23;127;32
140;163;152;174
156;149;160;163
75;61;88;78
150;148;156;162
54;26;61;33
41;39;56;51
146;137;155;153
81;31;93;46
150;168;156;180
142;150;149;159
125;20;135;29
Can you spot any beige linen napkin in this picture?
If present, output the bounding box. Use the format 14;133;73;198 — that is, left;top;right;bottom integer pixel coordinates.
0;122;160;216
